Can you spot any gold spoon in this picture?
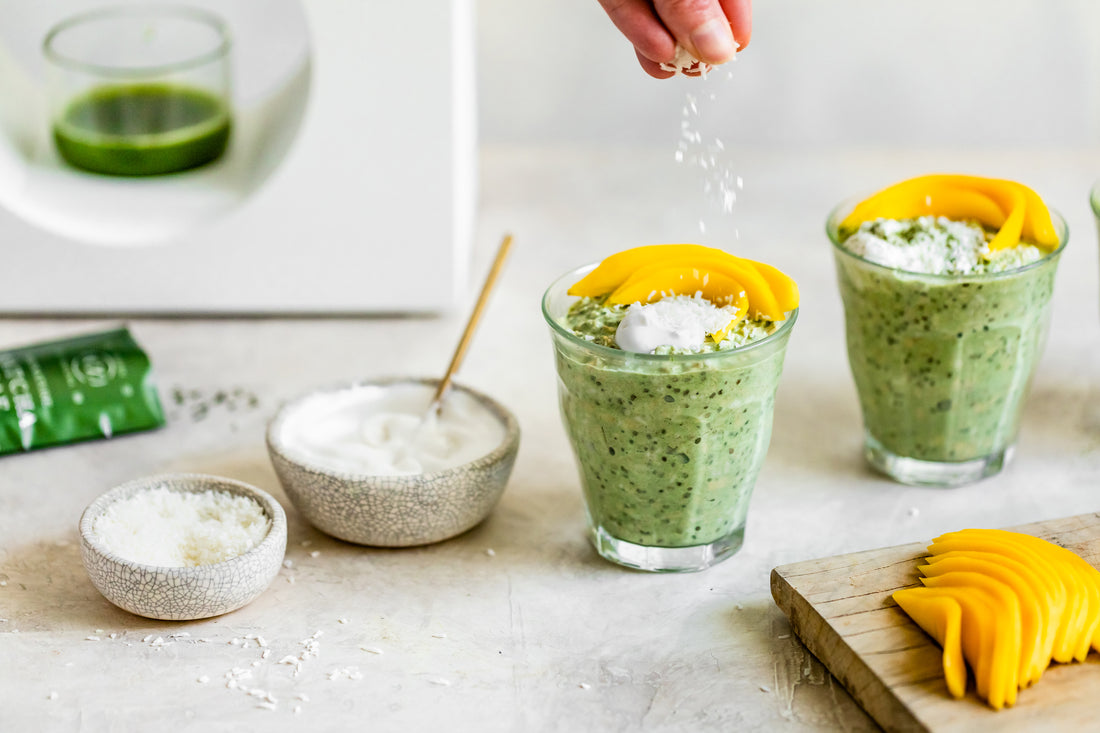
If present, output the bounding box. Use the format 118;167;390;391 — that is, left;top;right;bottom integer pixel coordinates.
429;233;514;412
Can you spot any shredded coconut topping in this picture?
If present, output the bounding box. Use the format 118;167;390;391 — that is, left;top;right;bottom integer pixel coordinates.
843;216;1043;275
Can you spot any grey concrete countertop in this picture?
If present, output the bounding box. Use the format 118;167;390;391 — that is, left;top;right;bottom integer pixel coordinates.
3;145;1100;732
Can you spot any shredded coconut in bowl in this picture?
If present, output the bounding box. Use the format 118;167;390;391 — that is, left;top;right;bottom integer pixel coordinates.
93;487;271;567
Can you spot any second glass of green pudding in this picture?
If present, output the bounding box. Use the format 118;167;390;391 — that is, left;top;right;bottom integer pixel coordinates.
828;175;1067;487
43;6;232;177
542;245;798;572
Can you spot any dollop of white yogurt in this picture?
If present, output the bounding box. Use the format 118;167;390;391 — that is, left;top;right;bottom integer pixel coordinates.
614;295;739;354
279;383;506;475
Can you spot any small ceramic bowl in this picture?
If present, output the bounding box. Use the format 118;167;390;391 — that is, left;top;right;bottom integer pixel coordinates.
80;473;287;621
265;377;520;547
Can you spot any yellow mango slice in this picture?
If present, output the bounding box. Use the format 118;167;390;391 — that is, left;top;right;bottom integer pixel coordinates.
568;244;728;297
607;266;748;309
568;244;799;318
919;572;1020;708
929;535;1075;664
925;550;1058;686
892;588;967;699
743;259;800;312
920;558;1042;687
839;174;1059;252
923;174;1058;247
841;181;1007;231
611;256;783;319
953;529;1100;662
901;586;999;705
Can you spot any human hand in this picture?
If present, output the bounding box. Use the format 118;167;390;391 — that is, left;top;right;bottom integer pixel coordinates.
597;0;752;78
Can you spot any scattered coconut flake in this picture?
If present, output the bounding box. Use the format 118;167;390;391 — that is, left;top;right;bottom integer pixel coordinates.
85;636;100;642
197;676;210;684
428;677;451;687
310;551;321;559
908;507;920;518
338;618;349;625
361;646;383;655
579;683;591;690
48;691;58;701
485;548;495;557
432;633;447;639
760;685;771;693
283;560;294;569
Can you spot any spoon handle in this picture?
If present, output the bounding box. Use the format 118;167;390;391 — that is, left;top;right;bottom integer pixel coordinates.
432;233;514;406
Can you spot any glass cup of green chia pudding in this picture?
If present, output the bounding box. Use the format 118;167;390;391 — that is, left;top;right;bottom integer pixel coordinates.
828;195;1067;487
542;262;797;572
44;6;232;177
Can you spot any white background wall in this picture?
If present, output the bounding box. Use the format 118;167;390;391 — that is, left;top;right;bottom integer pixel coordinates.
477;0;1100;148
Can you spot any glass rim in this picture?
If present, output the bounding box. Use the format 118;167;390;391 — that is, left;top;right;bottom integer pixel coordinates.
541;262;799;363
825;197;1069;282
43;5;231;78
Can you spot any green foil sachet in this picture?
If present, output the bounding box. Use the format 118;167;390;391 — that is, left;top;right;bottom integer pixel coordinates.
0;327;165;455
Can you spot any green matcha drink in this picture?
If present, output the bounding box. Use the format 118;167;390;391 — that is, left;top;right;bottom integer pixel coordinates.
53;83;231;176
43;6;232;177
829;200;1066;486
543;257;797;572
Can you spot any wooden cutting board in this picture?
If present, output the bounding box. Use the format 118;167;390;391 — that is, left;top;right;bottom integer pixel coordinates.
770;513;1100;732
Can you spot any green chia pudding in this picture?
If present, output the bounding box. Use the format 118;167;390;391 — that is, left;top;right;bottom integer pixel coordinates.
830;214;1065;472
546;289;795;551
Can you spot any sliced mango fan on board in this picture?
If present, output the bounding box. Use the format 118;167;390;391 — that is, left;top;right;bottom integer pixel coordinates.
568;244;799;339
839;174;1061;252
892;528;1100;711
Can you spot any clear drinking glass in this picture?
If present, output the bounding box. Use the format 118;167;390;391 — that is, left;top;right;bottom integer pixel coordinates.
542;265;797;572
43;5;232;176
827;202;1067;487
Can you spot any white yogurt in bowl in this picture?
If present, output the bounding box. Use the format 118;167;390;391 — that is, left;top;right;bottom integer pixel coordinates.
276;383;506;476
265;378;520;546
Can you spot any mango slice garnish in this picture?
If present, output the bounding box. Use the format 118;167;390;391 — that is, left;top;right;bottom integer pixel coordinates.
891;589;967;699
839;174;1059;252
893;528;1100;711
568;244;798;326
608;266;749;309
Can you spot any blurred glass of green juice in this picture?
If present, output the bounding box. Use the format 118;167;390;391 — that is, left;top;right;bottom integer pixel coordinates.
53;82;231;177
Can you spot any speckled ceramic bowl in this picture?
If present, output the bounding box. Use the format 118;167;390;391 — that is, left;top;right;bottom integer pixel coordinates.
265;378;520;547
80;473;287;621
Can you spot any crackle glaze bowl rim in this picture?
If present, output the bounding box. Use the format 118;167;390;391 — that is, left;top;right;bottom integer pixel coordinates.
79;472;288;575
264;376;521;483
